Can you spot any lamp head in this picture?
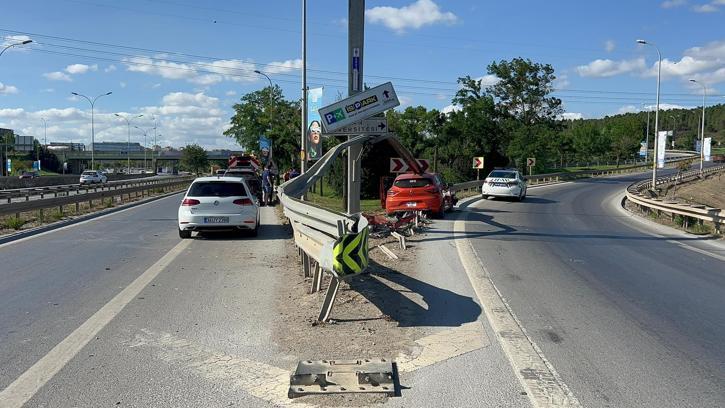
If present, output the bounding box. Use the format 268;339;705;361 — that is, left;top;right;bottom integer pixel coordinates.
21;40;32;45
636;39;647;44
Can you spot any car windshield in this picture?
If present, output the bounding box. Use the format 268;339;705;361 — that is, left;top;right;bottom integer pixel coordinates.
394;178;432;188
188;181;247;197
489;171;516;179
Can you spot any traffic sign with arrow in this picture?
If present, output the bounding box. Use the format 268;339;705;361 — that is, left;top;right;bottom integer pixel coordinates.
472;157;484;169
390;157;430;173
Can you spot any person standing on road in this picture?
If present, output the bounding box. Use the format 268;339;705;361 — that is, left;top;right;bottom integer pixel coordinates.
262;164;273;206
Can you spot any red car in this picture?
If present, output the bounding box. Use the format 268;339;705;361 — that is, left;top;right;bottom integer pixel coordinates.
385;172;455;217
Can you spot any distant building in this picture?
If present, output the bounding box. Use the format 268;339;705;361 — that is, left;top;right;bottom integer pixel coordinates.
91;142;144;153
48;142;86;151
14;135;36;152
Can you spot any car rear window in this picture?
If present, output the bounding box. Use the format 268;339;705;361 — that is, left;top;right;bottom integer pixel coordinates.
393;178;432;188
82;171;96;175
489;171;516;179
188;181;248;197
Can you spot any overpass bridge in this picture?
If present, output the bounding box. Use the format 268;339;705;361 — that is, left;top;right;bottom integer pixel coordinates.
54;150;244;173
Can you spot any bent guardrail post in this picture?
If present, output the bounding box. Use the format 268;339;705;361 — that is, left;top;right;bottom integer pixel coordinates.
278;133;394;322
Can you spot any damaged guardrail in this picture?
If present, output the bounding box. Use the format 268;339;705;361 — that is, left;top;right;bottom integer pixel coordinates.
278;133;418;322
625;164;725;234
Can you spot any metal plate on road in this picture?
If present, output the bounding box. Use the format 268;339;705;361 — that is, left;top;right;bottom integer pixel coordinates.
318;82;399;133
288;359;395;398
324;118;388;135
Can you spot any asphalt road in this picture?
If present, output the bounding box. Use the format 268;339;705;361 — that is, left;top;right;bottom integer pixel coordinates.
463;172;725;407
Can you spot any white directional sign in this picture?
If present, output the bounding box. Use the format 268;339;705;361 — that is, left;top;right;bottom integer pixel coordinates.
325;118;388;135
318;82;400;133
526;157;536;167
390;158;430;173
472;157;484;169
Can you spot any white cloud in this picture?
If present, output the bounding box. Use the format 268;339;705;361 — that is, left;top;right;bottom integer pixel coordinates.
576;58;645;77
605;40;616;53
692;3;718;12
617;105;639;114
41;88;54;93
476;74;500;87
225;90;237;96
43;71;72;81
0;92;239;150
152;83;161;89
559;112;583;120
0;82;19;95
643;40;725;83
441;104;461;114
366;0;457;33
661;0;687;7
104;64;117;73
553;74;570;90
122;56;300;85
1;35;32;52
65;63;98;74
398;95;413;107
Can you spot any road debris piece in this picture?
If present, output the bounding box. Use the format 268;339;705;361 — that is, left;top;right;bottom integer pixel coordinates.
288;359;395;398
377;244;399;260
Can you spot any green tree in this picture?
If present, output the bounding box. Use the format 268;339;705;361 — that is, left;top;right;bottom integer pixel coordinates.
224;85;301;171
180;144;208;175
604;116;643;166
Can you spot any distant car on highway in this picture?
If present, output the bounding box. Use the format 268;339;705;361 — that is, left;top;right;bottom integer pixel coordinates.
385;172;455;218
18;171;40;179
177;176;260;238
481;169;527;201
79;170;107;184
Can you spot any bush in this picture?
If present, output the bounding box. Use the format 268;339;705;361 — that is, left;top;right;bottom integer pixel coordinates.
4;217;26;230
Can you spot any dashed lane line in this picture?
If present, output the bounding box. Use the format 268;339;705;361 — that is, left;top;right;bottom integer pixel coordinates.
0;239;192;408
454;212;581;408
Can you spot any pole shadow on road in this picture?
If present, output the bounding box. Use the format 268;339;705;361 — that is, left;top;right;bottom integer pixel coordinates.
342;261;482;328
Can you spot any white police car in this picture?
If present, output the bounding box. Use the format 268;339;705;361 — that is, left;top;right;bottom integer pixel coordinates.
481;169;527;201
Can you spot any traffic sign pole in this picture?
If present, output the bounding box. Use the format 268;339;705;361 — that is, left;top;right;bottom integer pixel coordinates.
347;0;364;214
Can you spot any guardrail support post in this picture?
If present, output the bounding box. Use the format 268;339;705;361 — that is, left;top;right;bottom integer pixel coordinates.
310;263;323;294
302;252;312;278
317;277;340;323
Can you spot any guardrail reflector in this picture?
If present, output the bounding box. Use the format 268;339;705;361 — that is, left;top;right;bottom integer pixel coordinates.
332;227;369;277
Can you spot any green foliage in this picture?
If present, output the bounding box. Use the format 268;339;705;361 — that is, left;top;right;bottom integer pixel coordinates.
223;85;301;171
4;217;25;230
180;144;208;174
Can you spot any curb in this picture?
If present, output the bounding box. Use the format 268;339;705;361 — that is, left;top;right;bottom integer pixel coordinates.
0;190;185;245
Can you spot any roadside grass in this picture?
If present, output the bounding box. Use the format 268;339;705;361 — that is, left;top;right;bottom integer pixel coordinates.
305;180;382;213
3;217;26;230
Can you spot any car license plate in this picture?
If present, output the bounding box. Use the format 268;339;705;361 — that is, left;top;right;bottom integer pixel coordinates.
494;183;507;187
204;217;229;224
406;202;417;207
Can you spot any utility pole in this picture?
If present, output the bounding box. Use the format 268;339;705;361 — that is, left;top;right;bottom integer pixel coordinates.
300;0;308;175
346;0;365;214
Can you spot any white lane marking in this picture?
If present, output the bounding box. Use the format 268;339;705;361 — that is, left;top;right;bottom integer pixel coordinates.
454;212;581;408
0;192;184;249
610;192;725;262
0;239;191;408
129;329;314;407
395;321;489;373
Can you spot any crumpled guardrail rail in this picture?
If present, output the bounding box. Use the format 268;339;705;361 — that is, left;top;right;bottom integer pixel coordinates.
0;176;194;217
625;164;725;233
450;155;699;194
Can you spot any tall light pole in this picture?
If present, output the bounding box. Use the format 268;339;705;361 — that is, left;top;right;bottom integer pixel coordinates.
115;113;143;174
641;103;650;162
152;115;158;170
134;126;150;171
0;39;32;57
690;79;706;174
72;91;112;170
637;39;662;188
39;117;47;166
301;0;308;174
254;70;275;160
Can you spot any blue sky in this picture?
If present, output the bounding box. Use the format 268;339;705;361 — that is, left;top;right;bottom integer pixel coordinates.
0;0;723;149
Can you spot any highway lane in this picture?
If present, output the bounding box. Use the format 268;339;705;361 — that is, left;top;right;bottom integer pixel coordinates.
463;172;725;407
0;193;186;391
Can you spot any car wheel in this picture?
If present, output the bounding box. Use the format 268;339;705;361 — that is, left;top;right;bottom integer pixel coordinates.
178;229;191;239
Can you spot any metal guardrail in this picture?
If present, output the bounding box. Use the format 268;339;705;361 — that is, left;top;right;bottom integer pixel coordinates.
0;176;194;218
279;133;415;322
625;165;725;233
450;155;699;194
0;176;179;203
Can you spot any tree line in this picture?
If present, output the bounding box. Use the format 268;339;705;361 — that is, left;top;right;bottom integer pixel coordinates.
223;57;724;195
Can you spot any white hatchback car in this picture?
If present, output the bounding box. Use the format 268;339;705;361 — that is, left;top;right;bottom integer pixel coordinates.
177;177;260;238
79;170;107;184
481;169;527;201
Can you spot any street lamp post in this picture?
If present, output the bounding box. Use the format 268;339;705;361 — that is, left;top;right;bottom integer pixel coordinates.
72;91;112;170
115;113;143;174
637;39;662;189
254;69;275;146
40;117;47;164
689;79;706;174
134;126;150;171
0;39;32;57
